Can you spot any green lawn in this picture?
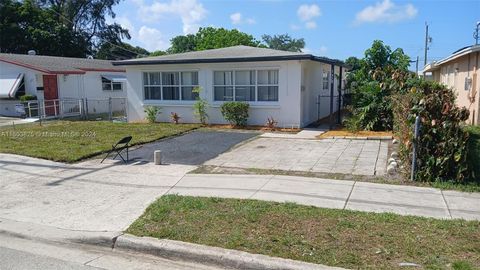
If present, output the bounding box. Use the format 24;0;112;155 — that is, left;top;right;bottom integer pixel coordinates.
465;125;480;182
128;195;480;270
0;121;199;162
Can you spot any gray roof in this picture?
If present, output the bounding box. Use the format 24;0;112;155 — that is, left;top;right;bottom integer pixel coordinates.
113;45;345;66
0;53;125;74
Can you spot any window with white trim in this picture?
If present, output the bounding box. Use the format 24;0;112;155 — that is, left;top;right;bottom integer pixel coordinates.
214;69;278;102
102;77;123;91
322;70;329;90
143;71;198;100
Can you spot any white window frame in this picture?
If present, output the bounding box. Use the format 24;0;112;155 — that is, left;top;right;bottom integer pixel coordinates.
102;77;123;91
213;69;279;103
142;71;199;101
322;70;330;91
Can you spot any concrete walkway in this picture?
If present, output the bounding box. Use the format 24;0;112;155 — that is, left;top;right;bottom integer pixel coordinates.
1;153;479;235
170;174;480;220
260;128;325;139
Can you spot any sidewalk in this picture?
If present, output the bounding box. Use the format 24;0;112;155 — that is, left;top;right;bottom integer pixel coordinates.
171;174;480;220
1;153;479;234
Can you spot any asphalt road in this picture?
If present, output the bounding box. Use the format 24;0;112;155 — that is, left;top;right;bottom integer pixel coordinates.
128;129;259;165
0;233;223;270
0;247;99;270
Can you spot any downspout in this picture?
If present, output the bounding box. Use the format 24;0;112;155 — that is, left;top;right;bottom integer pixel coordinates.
329;64;335;129
476;52;479;125
337;66;343;124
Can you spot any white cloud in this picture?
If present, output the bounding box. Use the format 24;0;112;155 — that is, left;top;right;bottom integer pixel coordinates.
297;4;321;21
230;12;242;25
138;26;170;51
290;24;301;31
230;12;256;25
115;16;135;36
296;4;321;30
302;46;328;55
355;0;417;24
135;0;207;34
319;45;328;54
305;21;317;29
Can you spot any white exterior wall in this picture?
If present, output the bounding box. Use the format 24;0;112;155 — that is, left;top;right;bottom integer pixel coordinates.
1;61;126;117
56;72;126;100
125;60;303;127
0;62;41;116
0;61;39;97
300;61;342;126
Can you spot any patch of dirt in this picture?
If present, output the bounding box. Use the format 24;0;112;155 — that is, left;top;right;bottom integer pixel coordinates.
318;129;394;138
205;124;301;133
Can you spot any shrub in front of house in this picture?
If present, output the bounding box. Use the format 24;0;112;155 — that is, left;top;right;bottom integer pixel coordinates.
220;101;249;127
19;95;37;102
144;106;161;123
393;79;470;182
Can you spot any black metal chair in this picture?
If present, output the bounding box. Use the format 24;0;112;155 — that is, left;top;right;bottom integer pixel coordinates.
101;136;132;164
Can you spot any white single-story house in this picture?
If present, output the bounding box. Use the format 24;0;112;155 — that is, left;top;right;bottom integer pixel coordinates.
0;53;126;117
113;46;346;128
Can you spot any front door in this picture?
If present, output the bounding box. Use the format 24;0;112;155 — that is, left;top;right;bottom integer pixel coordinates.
43;75;59;116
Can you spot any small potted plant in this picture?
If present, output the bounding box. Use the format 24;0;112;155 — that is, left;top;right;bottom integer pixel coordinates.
170;112;181;124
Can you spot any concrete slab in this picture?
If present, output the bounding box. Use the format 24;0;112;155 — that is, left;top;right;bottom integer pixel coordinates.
346;182;450;219
252;176;353;208
442;190;480;220
207;138;388;176
0;153;194;231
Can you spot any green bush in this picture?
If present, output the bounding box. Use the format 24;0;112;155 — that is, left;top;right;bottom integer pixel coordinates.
19;95;37;102
393;80;470;182
220;101;249;127
144;106;161;123
465;126;480;182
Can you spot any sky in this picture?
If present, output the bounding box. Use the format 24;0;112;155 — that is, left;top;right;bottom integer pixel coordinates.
110;0;480;67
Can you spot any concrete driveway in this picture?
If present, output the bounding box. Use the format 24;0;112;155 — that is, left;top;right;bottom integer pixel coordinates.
0;154;195;232
205;137;389;176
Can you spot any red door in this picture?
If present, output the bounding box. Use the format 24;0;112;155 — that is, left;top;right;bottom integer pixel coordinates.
43;75;59;116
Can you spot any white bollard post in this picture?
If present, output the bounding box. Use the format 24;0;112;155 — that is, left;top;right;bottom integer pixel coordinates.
154;150;162;165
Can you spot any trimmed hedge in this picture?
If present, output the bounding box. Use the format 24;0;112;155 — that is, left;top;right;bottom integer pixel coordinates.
220;101;249;127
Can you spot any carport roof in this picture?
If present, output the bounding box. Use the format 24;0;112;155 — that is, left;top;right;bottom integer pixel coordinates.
113;45;346;67
0;53;125;75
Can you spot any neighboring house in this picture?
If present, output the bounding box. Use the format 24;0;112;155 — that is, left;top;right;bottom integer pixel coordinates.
424;45;480;125
0;53;126;117
113;45;346;128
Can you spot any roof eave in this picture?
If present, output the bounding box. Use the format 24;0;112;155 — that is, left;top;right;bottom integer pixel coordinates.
112;55;316;66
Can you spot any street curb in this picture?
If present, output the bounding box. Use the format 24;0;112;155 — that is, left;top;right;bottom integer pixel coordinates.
0;218;345;270
114;234;345;270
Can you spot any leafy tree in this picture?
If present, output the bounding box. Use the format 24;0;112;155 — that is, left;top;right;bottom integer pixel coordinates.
0;0;129;57
345;40;411;131
168;34;196;54
195;27;260;51
167;27;261;53
261;34;305;52
149;50;167;57
96;42;149;60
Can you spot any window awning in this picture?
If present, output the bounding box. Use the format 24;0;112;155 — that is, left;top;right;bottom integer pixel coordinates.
101;74;127;82
0;73;24;98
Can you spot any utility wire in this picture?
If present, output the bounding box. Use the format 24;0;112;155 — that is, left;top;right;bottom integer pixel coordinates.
47;7;149;58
